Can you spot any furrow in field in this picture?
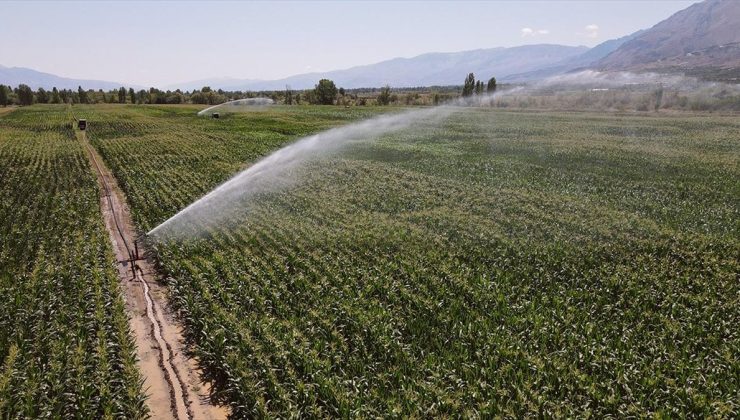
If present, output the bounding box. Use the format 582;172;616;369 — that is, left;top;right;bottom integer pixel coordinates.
79;124;227;420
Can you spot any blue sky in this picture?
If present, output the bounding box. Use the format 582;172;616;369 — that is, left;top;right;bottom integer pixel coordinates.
1;1;697;87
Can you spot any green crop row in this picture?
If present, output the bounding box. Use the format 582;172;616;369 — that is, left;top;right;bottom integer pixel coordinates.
81;104;393;233
0;106;147;418
88;105;740;417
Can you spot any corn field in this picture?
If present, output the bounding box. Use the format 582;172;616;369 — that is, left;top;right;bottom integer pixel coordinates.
0;106;147;418
1;104;738;417
86;105;739;417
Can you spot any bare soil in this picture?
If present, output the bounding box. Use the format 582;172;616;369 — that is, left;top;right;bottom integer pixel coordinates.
80;131;228;420
0;106;17;116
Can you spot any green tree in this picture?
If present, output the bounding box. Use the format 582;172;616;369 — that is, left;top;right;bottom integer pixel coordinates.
654;84;663;112
204;90;225;105
118;87;126;103
306;90;318;104
475;80;484;95
0;85;8;107
148;87;159;104
486;77;497;93
77;86;88;104
314;79;337;105
165;91;183;104
285;85;293;105
51;87;60;104
59;89;70;104
462;73;475;97
190;91;207;104
128;88;135;104
17;84;34;106
36;88;49;103
377;85;392;106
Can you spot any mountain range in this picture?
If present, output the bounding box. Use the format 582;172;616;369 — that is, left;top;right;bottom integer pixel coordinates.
0;64;137;91
594;0;740;81
168;0;739;89
502;30;645;82
2;0;737;90
167;44;589;91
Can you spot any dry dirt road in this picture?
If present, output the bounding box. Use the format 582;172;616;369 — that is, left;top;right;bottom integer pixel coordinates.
79;129;227;420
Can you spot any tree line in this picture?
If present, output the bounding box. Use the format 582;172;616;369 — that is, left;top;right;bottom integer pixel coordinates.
0;73;497;108
461;73;496;97
0;84;209;106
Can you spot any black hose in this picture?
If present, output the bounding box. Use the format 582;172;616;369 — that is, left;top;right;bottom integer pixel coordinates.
77;123;133;259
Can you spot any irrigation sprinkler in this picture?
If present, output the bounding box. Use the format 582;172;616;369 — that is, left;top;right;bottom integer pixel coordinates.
130;252;136;280
122;234;149;280
78;119;87;130
132;233;151;262
132;236;141;261
196;98;274;117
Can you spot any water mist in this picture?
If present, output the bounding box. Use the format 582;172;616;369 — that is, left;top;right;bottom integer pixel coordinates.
150;104;461;237
149;70;732;238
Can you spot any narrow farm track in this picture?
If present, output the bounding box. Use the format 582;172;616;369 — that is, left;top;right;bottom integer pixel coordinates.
77;127;227;420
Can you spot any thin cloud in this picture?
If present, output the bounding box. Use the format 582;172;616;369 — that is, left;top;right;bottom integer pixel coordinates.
584;24;599;38
521;27;550;37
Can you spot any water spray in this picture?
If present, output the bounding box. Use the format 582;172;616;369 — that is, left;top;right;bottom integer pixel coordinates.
197;97;275;117
149;105;457;237
149;86;519;238
149;70;730;238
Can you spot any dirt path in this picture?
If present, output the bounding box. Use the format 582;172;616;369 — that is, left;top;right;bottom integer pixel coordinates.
78;130;228;420
0;106;17;116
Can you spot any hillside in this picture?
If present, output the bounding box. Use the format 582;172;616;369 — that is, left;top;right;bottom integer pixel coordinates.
0;65;131;90
171;44;588;90
595;0;740;80
7;0;739;90
504;30;644;82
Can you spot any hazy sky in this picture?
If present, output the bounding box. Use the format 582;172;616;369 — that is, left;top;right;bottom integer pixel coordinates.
1;0;697;87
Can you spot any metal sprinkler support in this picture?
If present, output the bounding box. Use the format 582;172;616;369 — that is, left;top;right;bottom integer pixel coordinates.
130;251;136;280
128;234;149;280
133;233;148;260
